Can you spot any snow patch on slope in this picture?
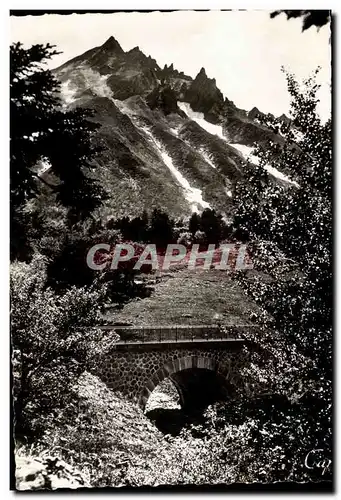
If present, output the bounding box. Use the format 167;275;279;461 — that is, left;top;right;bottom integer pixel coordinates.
142;127;211;213
199;149;217;169
177;102;226;140
60;67;113;104
169;128;179;137
60;80;77;105
76;68;112;98
230;144;299;187
229;144;259;165
113;98;133;116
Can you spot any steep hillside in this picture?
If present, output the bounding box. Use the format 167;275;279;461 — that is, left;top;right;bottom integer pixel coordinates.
51;36;295;219
15;372;229;488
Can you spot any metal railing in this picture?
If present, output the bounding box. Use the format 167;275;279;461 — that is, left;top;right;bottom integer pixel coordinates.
99;324;254;344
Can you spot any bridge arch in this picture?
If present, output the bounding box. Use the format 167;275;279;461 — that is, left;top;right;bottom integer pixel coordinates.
138;354;232;410
94;341;251;409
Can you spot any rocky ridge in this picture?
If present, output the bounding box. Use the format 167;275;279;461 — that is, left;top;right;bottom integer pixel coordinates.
51;36;294;219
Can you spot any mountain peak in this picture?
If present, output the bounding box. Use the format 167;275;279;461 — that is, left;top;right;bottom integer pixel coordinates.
248;106;262;119
162;63;175;72
127;46;149;61
279;113;291;124
101;36;124;53
195;67;216;84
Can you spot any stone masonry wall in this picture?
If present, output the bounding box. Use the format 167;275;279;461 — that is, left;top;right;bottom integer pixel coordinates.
94;343;252;408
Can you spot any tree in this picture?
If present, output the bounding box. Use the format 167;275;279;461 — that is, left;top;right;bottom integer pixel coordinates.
126;212;149;242
233;68;331;369
10;42;106;259
193;230;206;245
231;68;332;475
10;43;59;211
270;10;331;32
10;255;114;438
200;208;223;244
149;208;174;248
188;212;201;235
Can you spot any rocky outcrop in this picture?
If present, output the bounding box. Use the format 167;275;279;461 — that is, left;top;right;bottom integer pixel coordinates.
146;84;179;115
223;116;280;145
100;35;124;55
159;63;192;83
248;106;263;120
184;67;224;119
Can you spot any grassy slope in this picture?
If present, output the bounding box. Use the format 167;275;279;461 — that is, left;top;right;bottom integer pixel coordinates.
111;267;261;327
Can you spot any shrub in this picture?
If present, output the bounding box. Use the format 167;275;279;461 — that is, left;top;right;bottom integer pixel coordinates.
10;254;113;440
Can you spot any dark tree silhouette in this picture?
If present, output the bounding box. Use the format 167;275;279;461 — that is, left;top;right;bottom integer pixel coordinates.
10;42;106;259
270;10;331;32
149;208;174;248
200;208;223;244
188;212;201;235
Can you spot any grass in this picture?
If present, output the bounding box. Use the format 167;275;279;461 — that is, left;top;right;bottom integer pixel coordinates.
110;267;261;327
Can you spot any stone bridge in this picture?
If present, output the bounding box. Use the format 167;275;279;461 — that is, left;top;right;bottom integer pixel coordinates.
93;325;258;410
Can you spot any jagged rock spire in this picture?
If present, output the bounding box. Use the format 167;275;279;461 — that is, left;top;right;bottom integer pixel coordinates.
101;36;124;53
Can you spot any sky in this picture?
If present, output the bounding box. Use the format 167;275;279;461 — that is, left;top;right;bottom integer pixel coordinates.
10;10;331;121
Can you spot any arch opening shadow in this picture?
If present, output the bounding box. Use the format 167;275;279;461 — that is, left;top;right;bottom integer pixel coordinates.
170;367;229;411
144;378;185;435
141;356;231;435
139;355;231;411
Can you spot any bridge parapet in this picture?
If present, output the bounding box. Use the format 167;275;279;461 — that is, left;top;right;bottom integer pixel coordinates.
99;324;256;344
